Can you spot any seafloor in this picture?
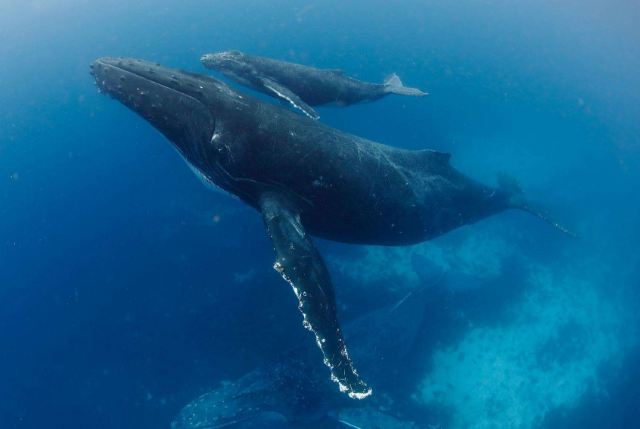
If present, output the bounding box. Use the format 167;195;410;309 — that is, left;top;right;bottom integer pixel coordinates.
327;216;638;429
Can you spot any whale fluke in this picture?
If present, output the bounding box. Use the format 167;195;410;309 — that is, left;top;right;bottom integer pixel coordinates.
384;73;428;97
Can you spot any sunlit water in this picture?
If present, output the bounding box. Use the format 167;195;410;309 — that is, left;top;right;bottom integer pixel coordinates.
1;1;639;428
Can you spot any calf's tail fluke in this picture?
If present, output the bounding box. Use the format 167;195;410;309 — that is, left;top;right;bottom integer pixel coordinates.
384;73;428;97
498;171;579;238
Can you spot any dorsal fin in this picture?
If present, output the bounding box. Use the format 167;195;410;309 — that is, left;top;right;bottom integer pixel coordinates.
325;69;344;75
420;149;451;165
384;73;402;87
497;170;524;194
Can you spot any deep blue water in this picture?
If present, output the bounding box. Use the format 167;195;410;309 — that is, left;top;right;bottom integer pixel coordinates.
1;1;639;428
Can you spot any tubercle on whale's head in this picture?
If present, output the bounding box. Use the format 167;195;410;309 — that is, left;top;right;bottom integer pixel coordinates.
201;50;244;71
89;57;237;166
201;50;257;82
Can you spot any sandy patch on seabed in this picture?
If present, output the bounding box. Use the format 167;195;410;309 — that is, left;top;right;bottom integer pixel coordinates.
419;264;638;429
327;219;638;428
327;228;513;290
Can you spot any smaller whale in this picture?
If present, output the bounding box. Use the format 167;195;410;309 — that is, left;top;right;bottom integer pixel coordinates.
201;50;427;119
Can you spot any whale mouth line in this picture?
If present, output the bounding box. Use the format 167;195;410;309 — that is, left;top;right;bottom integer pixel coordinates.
93;58;198;101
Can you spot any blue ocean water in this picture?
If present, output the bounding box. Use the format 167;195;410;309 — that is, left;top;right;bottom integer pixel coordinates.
1;1;639;428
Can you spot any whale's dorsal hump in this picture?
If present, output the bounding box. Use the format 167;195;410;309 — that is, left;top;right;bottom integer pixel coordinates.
325;69;345;76
497;170;524;195
420;149;451;165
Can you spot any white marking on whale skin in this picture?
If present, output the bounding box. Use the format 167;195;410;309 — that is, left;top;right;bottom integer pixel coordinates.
265;83;317;120
291;214;305;237
391;291;413;313
339;420;364;429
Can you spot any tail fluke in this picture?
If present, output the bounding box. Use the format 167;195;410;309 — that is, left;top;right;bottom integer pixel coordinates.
499;171;579;238
384;73;428;97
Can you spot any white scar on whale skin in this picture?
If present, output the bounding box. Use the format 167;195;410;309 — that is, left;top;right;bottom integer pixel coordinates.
339;420;364;429
264;83;317;120
391;291;413;313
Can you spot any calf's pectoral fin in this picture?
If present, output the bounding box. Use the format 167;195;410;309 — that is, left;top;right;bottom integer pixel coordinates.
261;78;320;120
259;191;372;400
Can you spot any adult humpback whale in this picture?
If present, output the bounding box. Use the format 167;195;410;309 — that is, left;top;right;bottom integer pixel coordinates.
201;50;427;119
89;57;573;400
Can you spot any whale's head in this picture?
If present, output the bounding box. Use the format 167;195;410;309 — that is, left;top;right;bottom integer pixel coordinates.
201;50;256;86
201;50;244;67
90;57;245;183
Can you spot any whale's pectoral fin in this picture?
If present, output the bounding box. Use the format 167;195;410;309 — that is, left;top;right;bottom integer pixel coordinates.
259;192;372;400
261;78;320;120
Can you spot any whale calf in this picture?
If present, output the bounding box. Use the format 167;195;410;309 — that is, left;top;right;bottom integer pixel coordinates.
201;50;427;119
89;57;574;399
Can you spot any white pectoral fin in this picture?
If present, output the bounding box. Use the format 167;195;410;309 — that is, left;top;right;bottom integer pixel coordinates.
262;79;320;120
259;191;371;399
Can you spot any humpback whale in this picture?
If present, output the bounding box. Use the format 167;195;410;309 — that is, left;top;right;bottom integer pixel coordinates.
171;292;426;429
201;50;427;120
89;57;574;400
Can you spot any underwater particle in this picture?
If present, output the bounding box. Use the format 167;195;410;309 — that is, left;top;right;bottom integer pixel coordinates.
213;215;220;223
11;173;18;180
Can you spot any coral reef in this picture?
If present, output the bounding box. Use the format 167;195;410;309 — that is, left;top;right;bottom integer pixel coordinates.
419;265;637;429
